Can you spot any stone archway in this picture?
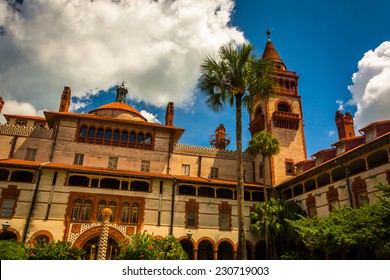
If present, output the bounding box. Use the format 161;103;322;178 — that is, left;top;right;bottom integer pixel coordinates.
197;238;215;260
73;226;125;260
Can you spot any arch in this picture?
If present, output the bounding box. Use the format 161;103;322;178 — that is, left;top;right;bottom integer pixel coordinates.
198;186;214;197
276;101;291;112
367;149;388;169
130;180;149;192
95;127;104;144
216;188;233;199
72;226;125;248
348;159;366;175
104;129;112;145
0;227;21;242
29;230;54;245
0;169;10;181
317;173;331;187
254;240;267;260
10;170;34;182
196;238;215;260
332;166;346;182
246;240;255;260
179;236;194;260
217;240;234;260
179;185;196;196
252;191;264;202
293;184;303;196
78;126;87;141
304;178;316;192
87;127;96;143
145;133;152;146
255;106;263;116
68;175;89;187
100;178;120;189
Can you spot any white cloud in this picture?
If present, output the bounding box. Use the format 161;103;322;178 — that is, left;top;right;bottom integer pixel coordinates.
336;100;344;111
140;109;161;124
328;130;336;137
0;99;47;123
0;0;245;118
348;41;390;129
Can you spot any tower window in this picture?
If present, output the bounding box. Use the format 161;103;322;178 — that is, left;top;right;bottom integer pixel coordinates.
277;102;291;112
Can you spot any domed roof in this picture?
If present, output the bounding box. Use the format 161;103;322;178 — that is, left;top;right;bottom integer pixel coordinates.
89;102;147;122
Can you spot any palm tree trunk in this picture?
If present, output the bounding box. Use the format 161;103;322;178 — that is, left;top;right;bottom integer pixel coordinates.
236;95;247;260
262;154;269;259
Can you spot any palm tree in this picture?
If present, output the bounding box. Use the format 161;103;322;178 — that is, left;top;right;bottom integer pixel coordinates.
199;43;275;260
247;131;280;259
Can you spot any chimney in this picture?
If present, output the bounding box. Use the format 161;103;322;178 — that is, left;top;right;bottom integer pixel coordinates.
165;102;174;126
335;111;355;139
0;96;4;114
210;124;230;150
59;86;71;112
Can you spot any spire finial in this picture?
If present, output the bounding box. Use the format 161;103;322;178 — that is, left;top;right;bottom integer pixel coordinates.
266;28;271;41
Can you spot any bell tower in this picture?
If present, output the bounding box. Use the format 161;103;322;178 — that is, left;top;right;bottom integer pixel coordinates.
249;30;307;186
59;87;71;112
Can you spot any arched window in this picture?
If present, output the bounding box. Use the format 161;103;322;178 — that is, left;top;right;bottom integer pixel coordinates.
137;133;144;145
131;203;139;223
79;126;87;142
145;133;152;146
87;127;95;143
277;102;290;112
108;201;116;222
82;199;92;220
95;128;104;144
71;199;82;220
121;202;130;223
104;129;112;145
96;200;106;221
113;130;120;146
129;132;136;148
121;131;128;147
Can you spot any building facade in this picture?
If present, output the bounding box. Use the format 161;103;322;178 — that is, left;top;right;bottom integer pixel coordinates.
0;36;389;260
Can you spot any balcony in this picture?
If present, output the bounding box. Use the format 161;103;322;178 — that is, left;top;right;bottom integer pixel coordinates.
249;114;265;136
273;111;300;130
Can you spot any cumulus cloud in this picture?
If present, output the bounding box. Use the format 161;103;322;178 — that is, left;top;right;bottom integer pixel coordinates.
0;99;46;123
0;0;245;121
140;109;161;124
348;41;390;128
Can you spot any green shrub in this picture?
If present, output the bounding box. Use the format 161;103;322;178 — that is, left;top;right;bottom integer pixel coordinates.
117;232;188;260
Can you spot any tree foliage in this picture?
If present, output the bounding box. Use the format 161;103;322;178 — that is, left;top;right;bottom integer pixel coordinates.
116;232;188;260
24;240;85;260
0;240;27;260
250;198;305;259
287;181;390;259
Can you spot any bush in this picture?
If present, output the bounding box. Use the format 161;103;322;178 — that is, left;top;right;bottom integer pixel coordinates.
24;240;84;260
0;240;27;260
117;232;188;260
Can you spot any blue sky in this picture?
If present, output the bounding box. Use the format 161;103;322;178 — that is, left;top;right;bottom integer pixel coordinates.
1;0;389;158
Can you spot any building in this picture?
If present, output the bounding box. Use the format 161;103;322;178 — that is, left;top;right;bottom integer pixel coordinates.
0;34;389;260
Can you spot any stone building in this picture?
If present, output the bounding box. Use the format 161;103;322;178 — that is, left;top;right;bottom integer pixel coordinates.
0;35;389;260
